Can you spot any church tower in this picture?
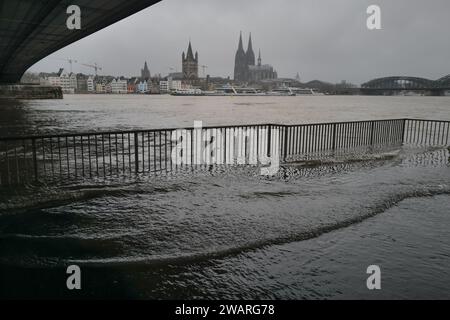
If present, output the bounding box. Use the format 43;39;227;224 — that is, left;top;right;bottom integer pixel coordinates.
234;32;247;82
141;61;151;81
182;40;198;80
246;33;255;66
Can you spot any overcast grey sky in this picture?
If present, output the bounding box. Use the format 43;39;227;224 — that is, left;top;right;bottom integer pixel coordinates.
29;0;450;84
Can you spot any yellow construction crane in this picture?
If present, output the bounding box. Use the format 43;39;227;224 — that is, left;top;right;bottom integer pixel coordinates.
81;62;102;76
53;58;78;73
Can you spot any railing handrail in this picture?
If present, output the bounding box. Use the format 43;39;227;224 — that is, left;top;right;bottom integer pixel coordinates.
1;117;449;186
0;118;430;141
404;118;450;123
1;118;449;142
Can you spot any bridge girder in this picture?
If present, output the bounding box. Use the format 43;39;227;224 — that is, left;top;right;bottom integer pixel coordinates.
437;75;450;87
0;0;161;84
362;76;450;90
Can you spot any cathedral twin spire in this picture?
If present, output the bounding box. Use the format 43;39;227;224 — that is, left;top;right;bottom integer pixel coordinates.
237;31;244;52
234;32;257;81
246;33;255;66
236;31;255;64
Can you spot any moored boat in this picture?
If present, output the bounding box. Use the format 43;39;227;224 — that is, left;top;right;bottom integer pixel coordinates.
170;88;204;96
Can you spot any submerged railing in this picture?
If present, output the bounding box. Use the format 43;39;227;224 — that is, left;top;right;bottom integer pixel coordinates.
0;119;449;186
403;119;450;146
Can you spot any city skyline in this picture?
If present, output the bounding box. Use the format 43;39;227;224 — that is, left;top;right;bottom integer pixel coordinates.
27;0;450;85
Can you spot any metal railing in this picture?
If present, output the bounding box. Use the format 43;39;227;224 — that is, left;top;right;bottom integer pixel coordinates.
281;119;406;161
403;119;450;146
0;119;449;186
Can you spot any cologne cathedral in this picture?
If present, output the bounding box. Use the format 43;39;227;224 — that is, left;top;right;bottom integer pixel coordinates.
234;32;277;83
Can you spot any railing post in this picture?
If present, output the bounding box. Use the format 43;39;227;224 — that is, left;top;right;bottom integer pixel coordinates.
134;132;139;173
370;121;375;146
401;119;407;145
283;126;288;162
256;127;259;164
32;138;38;182
332;123;337;151
223;128;227;165
267;125;272;158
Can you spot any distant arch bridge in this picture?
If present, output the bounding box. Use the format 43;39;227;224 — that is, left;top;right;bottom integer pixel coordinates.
361;76;450;95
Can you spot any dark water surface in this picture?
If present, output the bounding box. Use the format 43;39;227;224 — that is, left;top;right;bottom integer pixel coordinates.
1;95;450;299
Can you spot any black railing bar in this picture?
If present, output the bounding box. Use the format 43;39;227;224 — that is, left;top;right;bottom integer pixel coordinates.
0;119;415;141
2;118;449;142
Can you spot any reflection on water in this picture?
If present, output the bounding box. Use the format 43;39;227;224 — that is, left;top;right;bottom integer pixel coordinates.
0;95;450;299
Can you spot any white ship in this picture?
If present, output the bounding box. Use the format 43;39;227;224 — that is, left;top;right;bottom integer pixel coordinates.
170;88;204;96
290;88;324;95
266;87;296;96
205;85;295;96
170;86;324;97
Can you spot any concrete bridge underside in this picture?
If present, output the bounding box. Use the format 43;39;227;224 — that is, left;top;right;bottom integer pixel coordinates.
0;0;161;84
